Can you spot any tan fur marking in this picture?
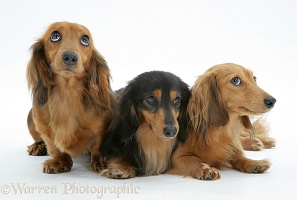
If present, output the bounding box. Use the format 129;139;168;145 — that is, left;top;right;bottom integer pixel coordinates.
152;89;162;99
170;91;178;101
136;122;176;175
141;108;166;139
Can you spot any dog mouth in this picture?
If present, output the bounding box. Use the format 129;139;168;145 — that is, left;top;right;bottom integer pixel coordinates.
53;65;86;78
149;124;177;140
238;106;268;115
62;64;79;71
55;68;78;76
158;136;176;140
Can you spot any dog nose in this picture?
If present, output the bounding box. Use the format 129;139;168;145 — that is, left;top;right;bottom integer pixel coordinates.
62;51;78;66
163;126;177;138
264;96;276;109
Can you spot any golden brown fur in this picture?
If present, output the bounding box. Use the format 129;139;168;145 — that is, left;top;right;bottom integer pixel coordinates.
168;63;276;180
26;22;116;173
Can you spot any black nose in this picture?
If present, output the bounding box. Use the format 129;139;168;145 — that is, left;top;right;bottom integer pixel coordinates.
264;96;276;109
163;126;177;138
62;51;78;66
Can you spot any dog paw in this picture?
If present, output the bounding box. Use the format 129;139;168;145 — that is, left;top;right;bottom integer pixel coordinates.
27;142;47;156
239;159;271;174
43;159;72;174
251;161;270;173
195;163;221;180
241;137;264;151
261;137;276;149
91;157;106;173
101;162;136;179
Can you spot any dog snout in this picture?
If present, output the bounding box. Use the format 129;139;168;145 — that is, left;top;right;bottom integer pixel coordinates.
163;126;177;137
62;51;78;66
264;96;276;109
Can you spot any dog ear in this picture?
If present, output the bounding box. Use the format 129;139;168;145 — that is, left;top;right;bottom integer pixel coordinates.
240;115;253;130
88;50;112;110
177;81;191;142
115;87;139;142
26;40;52;106
188;74;229;143
208;76;229;126
100;87;139;156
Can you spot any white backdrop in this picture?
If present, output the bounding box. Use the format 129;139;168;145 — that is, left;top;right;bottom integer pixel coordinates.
0;0;296;199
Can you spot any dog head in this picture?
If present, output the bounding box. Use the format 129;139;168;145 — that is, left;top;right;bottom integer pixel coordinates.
119;71;190;140
188;63;276;139
27;22;111;107
215;63;276;115
39;21;94;77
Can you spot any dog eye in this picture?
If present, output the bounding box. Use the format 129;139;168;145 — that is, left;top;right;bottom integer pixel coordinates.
50;31;61;42
231;77;241;86
173;97;181;106
81;35;89;46
145;96;156;105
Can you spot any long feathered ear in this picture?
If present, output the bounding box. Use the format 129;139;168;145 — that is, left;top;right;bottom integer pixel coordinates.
208;76;229;126
113;88;139;142
188;74;229;143
100;87;139;156
88;50;112;110
26;40;52;106
177;81;191;142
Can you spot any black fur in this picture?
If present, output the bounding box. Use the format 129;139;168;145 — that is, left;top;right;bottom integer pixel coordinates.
101;71;190;176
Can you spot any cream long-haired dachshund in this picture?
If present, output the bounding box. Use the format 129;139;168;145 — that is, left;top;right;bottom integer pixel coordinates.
168;63;276;180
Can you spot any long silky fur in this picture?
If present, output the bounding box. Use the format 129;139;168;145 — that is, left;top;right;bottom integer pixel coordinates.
101;71;190;176
26;22;116;173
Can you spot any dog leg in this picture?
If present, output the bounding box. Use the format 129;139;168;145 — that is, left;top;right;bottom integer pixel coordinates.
90;153;104;173
89;137;105;172
42;140;73;174
100;157;136;179
231;154;270;173
168;146;220;180
27;109;48;156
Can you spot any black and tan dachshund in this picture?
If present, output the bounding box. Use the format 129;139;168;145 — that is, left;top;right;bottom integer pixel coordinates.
100;71;190;179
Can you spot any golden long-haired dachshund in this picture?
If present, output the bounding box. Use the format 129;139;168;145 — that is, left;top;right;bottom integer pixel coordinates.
168;63;276;180
26;22;116;173
100;71;190;179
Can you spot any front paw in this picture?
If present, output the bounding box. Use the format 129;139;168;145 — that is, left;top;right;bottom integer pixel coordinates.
238;159;270;173
43;159;72;174
195;163;221;180
27;141;47;156
91;157;106;173
251;160;270;173
242;137;264;151
101;161;136;179
261;137;276;149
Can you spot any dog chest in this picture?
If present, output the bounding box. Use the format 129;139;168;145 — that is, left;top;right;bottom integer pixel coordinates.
136;125;176;175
